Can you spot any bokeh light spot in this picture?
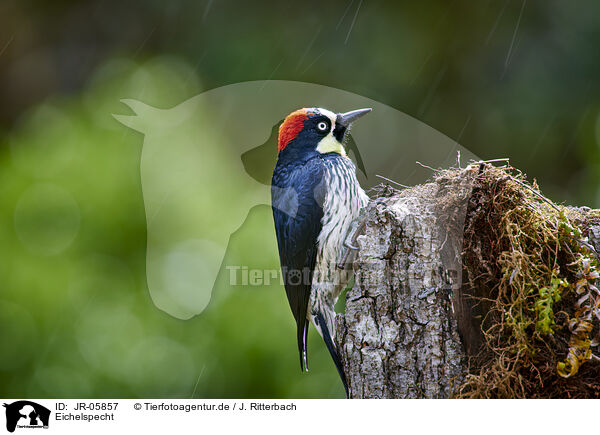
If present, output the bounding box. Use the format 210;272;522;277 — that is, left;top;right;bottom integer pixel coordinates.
76;297;144;381
10;104;76;178
125;336;195;396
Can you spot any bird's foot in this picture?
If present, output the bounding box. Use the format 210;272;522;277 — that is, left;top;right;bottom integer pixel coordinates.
337;217;367;269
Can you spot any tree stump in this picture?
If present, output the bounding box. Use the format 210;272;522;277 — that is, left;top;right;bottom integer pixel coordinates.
336;165;600;398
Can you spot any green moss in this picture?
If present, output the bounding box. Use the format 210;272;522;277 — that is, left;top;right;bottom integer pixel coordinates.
455;164;600;398
534;276;567;335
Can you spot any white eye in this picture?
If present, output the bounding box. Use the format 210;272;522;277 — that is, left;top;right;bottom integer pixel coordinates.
317;121;328;132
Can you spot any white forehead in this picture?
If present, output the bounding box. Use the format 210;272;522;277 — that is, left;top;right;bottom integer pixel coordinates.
306;107;336;124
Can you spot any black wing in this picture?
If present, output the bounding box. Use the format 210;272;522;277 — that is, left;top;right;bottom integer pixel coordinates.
271;158;326;371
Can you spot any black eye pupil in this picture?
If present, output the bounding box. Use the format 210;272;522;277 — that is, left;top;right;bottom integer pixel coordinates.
319;122;327;131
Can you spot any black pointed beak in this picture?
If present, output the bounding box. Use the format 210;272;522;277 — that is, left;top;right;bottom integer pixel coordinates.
336;108;372;127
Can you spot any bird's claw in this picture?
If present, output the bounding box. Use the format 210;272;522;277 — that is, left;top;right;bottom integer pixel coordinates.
337;216;367;268
344;241;359;250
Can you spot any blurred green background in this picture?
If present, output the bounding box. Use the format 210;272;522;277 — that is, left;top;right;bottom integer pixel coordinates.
1;0;599;398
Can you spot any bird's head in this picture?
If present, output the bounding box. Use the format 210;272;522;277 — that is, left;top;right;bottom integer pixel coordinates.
277;107;371;159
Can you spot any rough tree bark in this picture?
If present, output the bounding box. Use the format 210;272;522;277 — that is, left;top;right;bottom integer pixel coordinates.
335;166;600;398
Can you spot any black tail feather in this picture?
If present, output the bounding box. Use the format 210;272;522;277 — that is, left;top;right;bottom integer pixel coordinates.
316;312;349;398
297;321;309;372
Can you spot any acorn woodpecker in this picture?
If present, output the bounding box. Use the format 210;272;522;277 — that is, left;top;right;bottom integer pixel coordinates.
271;107;371;395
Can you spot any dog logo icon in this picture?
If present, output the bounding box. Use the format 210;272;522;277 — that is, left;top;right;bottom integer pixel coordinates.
3;401;50;432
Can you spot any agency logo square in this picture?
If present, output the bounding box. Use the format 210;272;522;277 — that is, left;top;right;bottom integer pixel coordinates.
3;401;50;432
